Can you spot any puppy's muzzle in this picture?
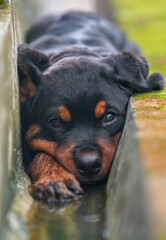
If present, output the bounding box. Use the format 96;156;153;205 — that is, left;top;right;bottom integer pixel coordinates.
73;145;102;177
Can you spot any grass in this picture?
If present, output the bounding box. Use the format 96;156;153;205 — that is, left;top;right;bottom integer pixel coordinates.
115;0;166;100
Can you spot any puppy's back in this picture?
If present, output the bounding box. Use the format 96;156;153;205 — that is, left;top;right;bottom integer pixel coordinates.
26;11;139;55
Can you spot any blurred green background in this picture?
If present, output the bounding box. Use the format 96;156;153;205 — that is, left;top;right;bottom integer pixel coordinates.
116;0;166;98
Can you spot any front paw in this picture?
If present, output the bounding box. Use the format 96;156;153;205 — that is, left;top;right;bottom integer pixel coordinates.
30;178;84;204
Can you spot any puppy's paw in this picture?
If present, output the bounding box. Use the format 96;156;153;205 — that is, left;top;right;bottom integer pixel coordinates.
30;177;84;204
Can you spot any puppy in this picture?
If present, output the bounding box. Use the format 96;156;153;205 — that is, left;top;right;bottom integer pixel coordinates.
18;11;164;203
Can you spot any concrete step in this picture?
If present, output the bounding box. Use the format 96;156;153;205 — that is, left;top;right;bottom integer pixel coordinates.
0;0;21;228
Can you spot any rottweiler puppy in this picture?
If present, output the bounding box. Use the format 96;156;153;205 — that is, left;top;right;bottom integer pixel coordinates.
18;12;165;203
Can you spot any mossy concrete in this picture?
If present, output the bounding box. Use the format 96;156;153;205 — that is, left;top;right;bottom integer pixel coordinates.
115;0;166;239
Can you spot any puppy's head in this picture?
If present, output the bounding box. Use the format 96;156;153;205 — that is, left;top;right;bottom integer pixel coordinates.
18;44;165;183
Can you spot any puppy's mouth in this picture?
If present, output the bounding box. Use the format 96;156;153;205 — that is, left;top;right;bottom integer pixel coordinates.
75;169;110;184
82;177;108;185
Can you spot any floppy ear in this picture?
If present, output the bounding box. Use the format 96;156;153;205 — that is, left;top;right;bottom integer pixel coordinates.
17;44;50;103
110;52;165;94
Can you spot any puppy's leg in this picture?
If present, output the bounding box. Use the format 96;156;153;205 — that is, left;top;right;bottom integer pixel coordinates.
29;152;83;203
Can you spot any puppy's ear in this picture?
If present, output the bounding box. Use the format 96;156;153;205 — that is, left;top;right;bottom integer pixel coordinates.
110;52;165;94
18;44;50;103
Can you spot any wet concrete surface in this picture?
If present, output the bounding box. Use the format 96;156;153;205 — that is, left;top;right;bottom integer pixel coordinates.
2;175;108;240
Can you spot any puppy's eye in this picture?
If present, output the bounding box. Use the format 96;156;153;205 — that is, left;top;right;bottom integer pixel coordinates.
102;112;117;126
50;118;61;127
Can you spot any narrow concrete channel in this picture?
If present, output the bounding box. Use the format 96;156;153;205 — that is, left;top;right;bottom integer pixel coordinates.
0;1;152;240
1;102;150;240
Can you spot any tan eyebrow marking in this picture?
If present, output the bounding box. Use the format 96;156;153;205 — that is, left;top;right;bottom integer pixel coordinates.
95;101;107;118
58;106;71;122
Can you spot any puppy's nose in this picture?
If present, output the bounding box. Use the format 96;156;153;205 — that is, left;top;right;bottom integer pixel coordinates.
75;152;102;177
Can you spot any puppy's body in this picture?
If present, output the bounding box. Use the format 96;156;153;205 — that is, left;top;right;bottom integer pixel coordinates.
26;12;139;56
18;12;164;203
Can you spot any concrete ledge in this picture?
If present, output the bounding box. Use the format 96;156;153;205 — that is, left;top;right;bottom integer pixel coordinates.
0;0;20;230
106;101;151;240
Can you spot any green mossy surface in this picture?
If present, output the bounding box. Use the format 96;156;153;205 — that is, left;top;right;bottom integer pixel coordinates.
134;86;166;100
